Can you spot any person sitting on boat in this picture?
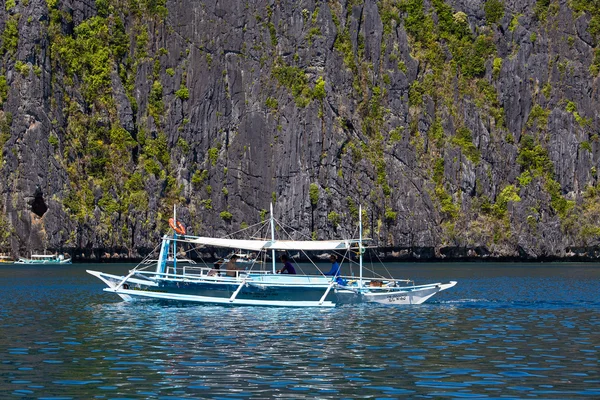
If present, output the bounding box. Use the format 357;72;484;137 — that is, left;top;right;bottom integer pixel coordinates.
277;254;296;274
225;254;240;277
325;255;341;276
208;259;224;277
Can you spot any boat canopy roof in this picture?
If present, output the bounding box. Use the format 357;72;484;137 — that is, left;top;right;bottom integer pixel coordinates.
183;237;360;251
30;254;59;258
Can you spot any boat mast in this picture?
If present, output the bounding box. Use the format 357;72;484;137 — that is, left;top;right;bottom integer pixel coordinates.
270;203;276;274
173;204;177;274
359;204;363;290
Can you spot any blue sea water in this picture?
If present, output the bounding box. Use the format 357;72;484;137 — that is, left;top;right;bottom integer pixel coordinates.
0;262;599;399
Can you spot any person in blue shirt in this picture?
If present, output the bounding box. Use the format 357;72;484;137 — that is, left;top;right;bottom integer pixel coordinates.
277;254;296;274
325;254;341;276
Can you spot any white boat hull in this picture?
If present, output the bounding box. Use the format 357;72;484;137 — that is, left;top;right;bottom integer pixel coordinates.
87;270;336;307
15;258;72;264
335;281;457;305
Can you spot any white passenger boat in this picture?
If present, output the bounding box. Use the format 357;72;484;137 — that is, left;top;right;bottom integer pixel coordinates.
15;254;72;264
88;205;456;307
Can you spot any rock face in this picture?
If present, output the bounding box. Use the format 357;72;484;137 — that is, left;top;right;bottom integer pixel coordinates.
1;0;600;260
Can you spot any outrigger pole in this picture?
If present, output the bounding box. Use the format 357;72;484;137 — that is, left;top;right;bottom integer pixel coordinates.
173;204;177;274
359;204;363;290
270;203;276;274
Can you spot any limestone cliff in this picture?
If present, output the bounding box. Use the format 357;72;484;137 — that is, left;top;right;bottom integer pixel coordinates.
1;0;600;260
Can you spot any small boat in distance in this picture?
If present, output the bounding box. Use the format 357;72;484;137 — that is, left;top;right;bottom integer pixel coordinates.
15;254;72;264
223;252;262;265
87;205;456;307
0;255;14;263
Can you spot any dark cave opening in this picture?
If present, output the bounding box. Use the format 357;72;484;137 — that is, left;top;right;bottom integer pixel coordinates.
30;186;48;218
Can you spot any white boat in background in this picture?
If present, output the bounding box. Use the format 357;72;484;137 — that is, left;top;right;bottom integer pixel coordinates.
15;254;72;264
223;252;262;265
141;256;196;265
88;205;456;307
0;255;14;263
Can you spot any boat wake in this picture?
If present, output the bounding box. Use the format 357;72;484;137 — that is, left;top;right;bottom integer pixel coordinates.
438;298;490;304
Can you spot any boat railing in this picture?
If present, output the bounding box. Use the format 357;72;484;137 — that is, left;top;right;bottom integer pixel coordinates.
134;268;251;282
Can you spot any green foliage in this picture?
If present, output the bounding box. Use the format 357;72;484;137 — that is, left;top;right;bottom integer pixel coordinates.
267;18;277;46
517;135;554;176
48;134;59;148
327;211;340;226
517;170;532;186
125;172;145;192
259;209;268;222
581;141;592;152
399;0;430;43
148;80;164;116
435;186;459;219
98;194;120;214
546;179;574;218
542;82;552;98
526;104;550;130
492;185;521;218
509;14;521;31
484;0;504;25
433;158;445;184
139;0;168;17
166;67;175;76
272;60;310;107
265;96;278;110
408;80;424;107
201;199;212;210
312;76;326;100
0;112;12;164
177;138;190;153
390;126;403;142
175;85;189;100
272;60;325;107
143;131;169;167
1;15;19;55
110;126;136;152
0;76;8;106
429;118;444;147
568;0;600;39
384;207;397;221
451;127;480;163
397;61;407;73
565;100;591;127
207;147;218;166
306;27;321;44
15;61;30;76
533;0;552;22
347;197;359;221
492;57;502;79
191;169;208;189
333;22;356;71
453;35;496;78
309;183;319;207
530;32;537;43
52;15;128;104
222;187;229;196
